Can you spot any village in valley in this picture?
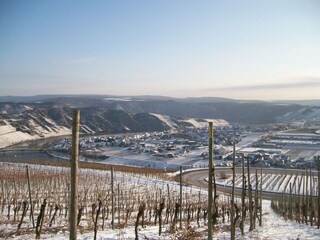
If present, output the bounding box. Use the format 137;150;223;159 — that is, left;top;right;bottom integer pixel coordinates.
50;120;320;171
1;0;320;239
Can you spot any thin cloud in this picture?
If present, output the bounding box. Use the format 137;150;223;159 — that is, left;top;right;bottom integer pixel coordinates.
52;57;97;64
210;77;320;92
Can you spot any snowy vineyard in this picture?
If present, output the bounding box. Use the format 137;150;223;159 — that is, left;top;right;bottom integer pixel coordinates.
0;162;238;239
216;169;319;195
215;167;320;230
1;161;320;239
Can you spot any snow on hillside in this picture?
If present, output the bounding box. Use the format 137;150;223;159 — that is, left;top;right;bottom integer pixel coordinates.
0;130;36;148
150;113;179;128
0;125;16;135
183;118;207;128
3;110;211;149
28;119;70;137
104;97;133;101
0;121;70;149
205;118;229;127
278;107;320;121
180;118;228;128
151;113;229;129
81;124;94;133
0;124;36;148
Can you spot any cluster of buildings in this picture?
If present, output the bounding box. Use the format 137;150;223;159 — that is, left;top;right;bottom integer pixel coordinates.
50;123;320;170
51;127;242;162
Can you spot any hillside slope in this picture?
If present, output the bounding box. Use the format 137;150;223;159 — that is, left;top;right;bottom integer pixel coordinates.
1;95;320;148
0;104;228;148
2;95;319;124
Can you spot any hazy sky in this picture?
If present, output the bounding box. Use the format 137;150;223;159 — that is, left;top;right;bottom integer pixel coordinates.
1;0;319;100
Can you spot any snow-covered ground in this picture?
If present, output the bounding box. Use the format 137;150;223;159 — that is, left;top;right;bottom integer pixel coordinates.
10;200;320;240
1;162;319;239
215;171;318;195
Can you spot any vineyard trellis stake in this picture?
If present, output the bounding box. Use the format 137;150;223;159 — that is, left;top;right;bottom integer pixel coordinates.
26;165;35;228
318;155;320;229
247;156;253;231
230;141;236;240
70;110;80;240
208;122;213;240
179;165;183;229
259;157;262;226
111;165;115;230
241;152;245;235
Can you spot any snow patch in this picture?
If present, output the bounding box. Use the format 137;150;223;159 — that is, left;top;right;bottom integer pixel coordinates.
184;118;207;128
0;131;36;148
0;125;16;135
0;120;71;149
150;113;179;129
180;118;229;128
81;124;93;133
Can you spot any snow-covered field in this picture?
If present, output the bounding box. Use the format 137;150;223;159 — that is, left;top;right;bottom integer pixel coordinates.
1;162;320;239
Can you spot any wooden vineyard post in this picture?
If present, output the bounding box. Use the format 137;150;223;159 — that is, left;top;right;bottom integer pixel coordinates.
179;166;183;229
26;165;35;228
230;142;236;240
305;168;309;225
302;172;305;224
241;155;246;235
317;155;320;229
318;155;320;229
297;175;303;223
111;166;115;230
36;199;47;239
254;169;258;229
208;122;213;240
118;183;120;225
309;169;313;226
294;175;298;222
289;182;293;219
259;158;262;226
247;157;253;231
212;131;218;225
197;191;201;227
93;200;102;240
167;183;171;206
282;173;290;219
70;110;80;240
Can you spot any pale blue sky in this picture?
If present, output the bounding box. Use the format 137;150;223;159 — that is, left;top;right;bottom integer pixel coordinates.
0;0;319;100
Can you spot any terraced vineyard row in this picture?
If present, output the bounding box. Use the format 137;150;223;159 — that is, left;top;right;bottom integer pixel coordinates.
217;169;319;195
